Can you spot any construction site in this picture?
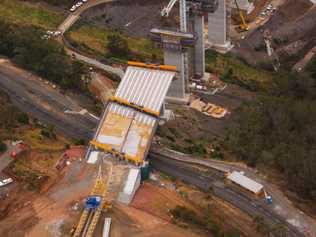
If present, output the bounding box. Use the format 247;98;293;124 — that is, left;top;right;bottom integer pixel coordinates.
0;0;316;236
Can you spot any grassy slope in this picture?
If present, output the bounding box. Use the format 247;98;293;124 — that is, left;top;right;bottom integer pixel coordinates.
0;0;64;29
67;24;162;61
206;50;274;90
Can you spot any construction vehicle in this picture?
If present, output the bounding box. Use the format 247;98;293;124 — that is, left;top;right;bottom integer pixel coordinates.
264;190;273;204
234;0;249;31
85;196;102;210
262;29;281;71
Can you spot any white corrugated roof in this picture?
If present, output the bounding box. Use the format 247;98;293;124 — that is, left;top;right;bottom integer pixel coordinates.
227;171;263;194
123;168;140;195
109;103;156;126
115;66;175;114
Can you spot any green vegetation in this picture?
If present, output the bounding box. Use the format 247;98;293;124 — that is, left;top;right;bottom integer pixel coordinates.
73;138;85;146
227;73;316;201
107;33;130;58
40;125;56;140
0;20;87;91
10;154;47;191
66;23;162;63
253;215;288;236
0;0;64;29
0;141;7;153
26;0;74;7
205;50;273;90
0;90;25;139
156;108;223;159
170;205;240;237
307;56;316;80
17;113;29;125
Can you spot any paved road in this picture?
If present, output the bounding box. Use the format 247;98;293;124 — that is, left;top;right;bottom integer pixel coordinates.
0;60;312;236
151;147;316;237
293;46;316;72
58;0;115;33
149;154;305;237
62;38;124;79
57;0;124;79
0;1;313;234
0;60;96;140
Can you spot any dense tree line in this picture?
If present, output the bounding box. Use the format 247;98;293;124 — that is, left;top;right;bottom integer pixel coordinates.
0;20;86;91
307;56;316;81
227;73;316;201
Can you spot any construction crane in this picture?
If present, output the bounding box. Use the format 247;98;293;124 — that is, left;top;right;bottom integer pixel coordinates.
263;29;280;71
161;0;189;94
161;0;178;17
234;0;249;31
161;0;187;31
73;166;112;237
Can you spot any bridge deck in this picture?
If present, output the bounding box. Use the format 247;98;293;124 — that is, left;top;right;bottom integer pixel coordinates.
90;65;176;164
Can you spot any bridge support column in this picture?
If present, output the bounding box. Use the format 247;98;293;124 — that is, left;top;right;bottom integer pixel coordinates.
193;13;205;79
207;0;233;53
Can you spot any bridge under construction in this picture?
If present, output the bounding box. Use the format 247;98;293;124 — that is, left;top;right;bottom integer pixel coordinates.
73;61;176;237
88;61;176;165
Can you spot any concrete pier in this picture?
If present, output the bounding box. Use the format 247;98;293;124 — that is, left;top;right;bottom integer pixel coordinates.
193;14;205;78
207;0;233;53
164;49;186;99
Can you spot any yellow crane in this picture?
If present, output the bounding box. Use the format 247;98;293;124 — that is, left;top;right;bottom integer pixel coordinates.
73;166;111;237
234;0;249;31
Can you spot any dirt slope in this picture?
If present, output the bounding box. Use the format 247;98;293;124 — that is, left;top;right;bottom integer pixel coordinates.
234;0;316;67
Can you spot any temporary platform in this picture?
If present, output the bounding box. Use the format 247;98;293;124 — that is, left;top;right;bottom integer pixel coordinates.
90;62;176;165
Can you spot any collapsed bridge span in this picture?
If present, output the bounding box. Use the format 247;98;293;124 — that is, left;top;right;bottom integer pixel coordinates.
89;61;177;165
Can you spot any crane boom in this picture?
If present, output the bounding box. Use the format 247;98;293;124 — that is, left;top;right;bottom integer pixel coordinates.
161;0;187;32
234;0;249;31
161;0;178;17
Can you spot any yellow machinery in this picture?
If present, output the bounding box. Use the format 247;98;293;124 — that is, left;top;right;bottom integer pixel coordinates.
234;0;249;31
109;96;160;117
127;61;177;72
90;140;143;165
73;167;111;237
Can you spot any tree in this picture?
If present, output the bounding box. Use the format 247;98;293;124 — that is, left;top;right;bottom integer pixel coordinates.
17;113;29;124
0;141;6;153
0;20;87;92
74;139;85;145
107;33;130;57
307;56;316;80
227;73;316;201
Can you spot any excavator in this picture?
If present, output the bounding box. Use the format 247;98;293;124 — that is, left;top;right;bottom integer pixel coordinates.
234;0;249;31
